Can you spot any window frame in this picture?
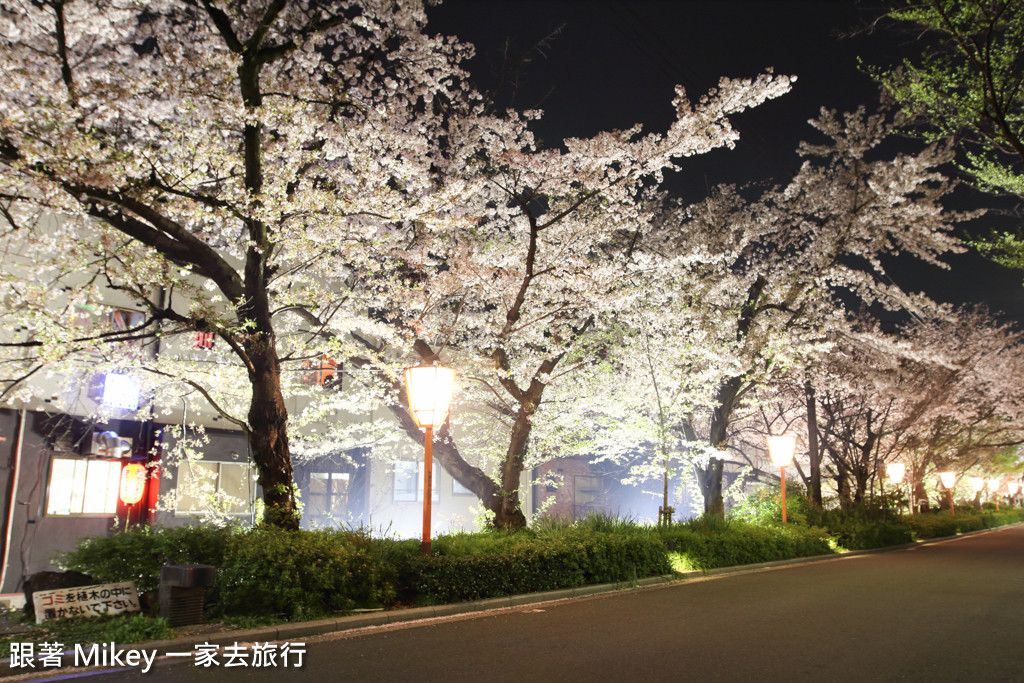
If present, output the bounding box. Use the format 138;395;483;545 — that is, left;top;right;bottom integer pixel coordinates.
393;460;439;503
44;456;123;518
174;460;257;516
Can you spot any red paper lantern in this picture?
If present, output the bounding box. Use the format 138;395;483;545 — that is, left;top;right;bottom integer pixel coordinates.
119;463;147;505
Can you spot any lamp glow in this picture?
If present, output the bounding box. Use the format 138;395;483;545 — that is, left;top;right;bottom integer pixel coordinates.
119;463;146;506
403;364;456;556
404;366;456;429
888;463;906;485
766;435;796;467
970;477;985;494
989;479;1003;510
939;471;956;516
766;435;797;524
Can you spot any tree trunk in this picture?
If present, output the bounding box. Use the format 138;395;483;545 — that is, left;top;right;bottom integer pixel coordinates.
696;375;743;516
246;342;299;530
804;379;822;506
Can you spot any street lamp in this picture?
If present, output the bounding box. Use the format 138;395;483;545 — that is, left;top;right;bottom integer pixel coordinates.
988;479;1002;510
970;477;985;509
888;463;907;514
938;471;956;516
1007;482;1020;507
767;435;796;524
404;364;456;556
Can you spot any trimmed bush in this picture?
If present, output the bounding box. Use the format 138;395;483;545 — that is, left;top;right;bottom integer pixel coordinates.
62;525;230;593
218;527;397;619
396;524;670;604
657;517;833;570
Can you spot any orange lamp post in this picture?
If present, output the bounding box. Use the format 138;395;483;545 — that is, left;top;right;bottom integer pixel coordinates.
939;471;956;516
404;365;456;556
767;435;796;524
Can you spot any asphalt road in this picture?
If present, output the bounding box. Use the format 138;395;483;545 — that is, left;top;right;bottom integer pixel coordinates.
16;526;1024;682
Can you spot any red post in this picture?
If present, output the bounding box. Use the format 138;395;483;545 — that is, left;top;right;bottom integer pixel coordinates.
422;425;433;556
780;464;787;524
948;488;955;516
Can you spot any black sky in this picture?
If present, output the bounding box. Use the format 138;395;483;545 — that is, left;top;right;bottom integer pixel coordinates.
426;0;1024;320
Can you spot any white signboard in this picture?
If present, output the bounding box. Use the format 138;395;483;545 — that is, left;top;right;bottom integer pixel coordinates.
33;581;140;624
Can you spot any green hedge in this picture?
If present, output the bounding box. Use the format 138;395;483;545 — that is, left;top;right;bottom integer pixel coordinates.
396;526;670;604
218;528;398;619
656;519;834;570
62;525;230;593
58;509;1024;621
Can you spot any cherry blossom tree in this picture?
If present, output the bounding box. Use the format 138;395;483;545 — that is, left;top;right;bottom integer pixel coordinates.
0;0;479;529
802;309;1024;509
630;107;969;516
0;0;795;530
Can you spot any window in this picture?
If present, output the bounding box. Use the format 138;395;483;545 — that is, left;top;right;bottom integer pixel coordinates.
46;457;121;516
307;472;350;520
175;461;256;515
393;461;439;502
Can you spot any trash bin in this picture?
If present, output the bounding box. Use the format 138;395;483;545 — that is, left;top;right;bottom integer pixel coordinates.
158;564;216;626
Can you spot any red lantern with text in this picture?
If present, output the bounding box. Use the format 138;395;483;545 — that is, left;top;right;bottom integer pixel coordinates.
119;463;147;506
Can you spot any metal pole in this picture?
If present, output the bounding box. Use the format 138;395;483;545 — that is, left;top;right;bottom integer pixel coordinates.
780;464;787;524
422;425;433;556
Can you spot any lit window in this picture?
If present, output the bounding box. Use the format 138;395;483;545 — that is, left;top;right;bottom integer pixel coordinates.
175;461;256;515
393;461;439;502
308;472;350;519
46;457;121;516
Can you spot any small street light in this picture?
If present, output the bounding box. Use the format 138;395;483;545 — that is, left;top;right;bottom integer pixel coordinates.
970;477;986;509
939;471;956;516
1007;482;1020;507
767;435;796;524
888;463;907;514
404;364;456;556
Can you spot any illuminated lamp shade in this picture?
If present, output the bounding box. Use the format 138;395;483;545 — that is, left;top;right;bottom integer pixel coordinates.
988;479;1002;493
970;477;986;494
888;462;906;485
938;471;956;490
766;435;796;467
119;463;147;505
404;365;456;429
1008;482;1021;496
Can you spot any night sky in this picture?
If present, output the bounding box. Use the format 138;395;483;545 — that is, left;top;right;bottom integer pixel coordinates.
426;0;1024;321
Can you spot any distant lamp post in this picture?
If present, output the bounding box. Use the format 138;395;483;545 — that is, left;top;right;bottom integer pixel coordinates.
1007;482;1020;507
404;364;456;556
888;463;907;514
970;477;986;509
989;479;1002;510
939;471;956;516
767;435;796;524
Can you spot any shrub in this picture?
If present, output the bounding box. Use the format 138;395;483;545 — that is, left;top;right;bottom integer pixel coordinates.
396;523;669;604
61;525;230;593
218;527;397;620
657;518;833;570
